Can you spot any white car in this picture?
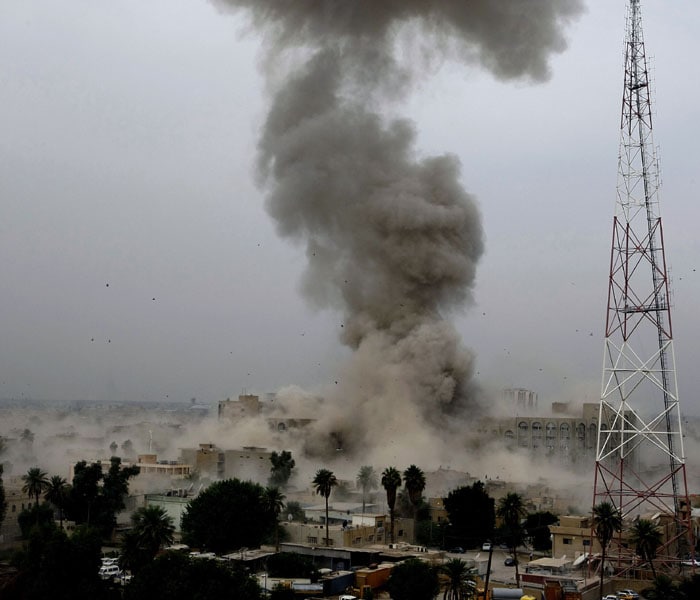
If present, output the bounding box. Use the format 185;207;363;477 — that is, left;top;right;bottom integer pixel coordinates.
482;542;492;551
98;564;121;579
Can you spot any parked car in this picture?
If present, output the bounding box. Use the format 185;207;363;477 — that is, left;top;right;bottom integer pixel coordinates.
504;557;516;566
482;542;492;551
602;595;618;600
616;590;639;600
448;547;465;554
98;564;121;580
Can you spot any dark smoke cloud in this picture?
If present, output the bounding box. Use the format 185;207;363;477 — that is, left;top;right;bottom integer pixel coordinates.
214;0;584;460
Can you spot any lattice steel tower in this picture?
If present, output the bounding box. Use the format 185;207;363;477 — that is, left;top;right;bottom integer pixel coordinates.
593;0;693;571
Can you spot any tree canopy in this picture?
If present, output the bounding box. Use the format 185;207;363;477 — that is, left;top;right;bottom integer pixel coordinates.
387;558;439;600
524;511;558;551
382;466;402;543
181;478;277;554
6;524;107;600
403;465;426;519
121;505;175;573
269;450;296;488
124;552;263;600
312;469;337;547
66;457;140;536
21;467;48;505
443;482;495;549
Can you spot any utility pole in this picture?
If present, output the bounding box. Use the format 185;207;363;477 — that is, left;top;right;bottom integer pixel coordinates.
592;0;693;575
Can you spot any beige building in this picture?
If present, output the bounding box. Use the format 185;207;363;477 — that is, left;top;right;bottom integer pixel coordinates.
179;443;273;483
549;515;599;559
281;513;414;548
218;394;261;421
473;402;636;467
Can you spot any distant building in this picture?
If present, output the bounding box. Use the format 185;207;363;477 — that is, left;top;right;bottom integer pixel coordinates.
503;388;538;410
474;402;636;466
180;443;224;479
179;443;273;484
218;394;261;422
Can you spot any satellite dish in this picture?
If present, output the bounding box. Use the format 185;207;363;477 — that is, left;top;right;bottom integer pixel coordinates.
287;514;293;522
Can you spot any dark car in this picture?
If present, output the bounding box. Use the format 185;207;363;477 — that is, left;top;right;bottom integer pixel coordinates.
448;547;465;554
504;557;516;566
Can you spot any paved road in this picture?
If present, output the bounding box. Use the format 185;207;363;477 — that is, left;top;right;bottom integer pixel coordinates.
444;547;520;585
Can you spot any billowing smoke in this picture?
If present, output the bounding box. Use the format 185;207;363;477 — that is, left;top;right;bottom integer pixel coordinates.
214;1;584;460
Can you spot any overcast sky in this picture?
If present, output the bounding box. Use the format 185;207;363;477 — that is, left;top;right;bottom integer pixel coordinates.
1;1;699;414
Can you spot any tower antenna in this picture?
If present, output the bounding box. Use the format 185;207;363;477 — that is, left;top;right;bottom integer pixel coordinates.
592;0;693;575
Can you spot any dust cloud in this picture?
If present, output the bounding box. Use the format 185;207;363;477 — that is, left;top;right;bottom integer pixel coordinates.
208;0;585;460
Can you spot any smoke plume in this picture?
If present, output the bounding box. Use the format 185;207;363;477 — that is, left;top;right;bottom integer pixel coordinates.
214;1;584;460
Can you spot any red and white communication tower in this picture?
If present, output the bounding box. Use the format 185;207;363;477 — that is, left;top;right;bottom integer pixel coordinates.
593;0;693;571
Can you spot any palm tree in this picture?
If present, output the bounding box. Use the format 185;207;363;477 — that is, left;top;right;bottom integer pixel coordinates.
262;486;286;551
129;505;175;560
403;464;426;521
312;468;337;547
382;466;402;544
356;465;377;515
44;475;69;529
592;501;622;600
497;492;526;587
629;518;663;579
21;467;49;505
440;558;476;600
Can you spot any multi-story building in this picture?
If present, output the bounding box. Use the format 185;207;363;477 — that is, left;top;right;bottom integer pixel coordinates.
218;394;261;421
474;402;636;467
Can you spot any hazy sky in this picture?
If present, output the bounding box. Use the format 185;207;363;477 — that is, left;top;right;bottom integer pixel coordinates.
2;1;699;415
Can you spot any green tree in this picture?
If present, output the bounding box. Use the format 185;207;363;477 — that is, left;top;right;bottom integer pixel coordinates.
262;486;286;551
284;500;305;522
181;478;277;554
17;503;57;539
67;461;102;526
66;458;139;537
21;467;49;506
312;468;337;547
444;482;495;549
497;492;526;587
124;552;263;600
386;557;439;600
7;525;106;600
592;501;622;600
44;475;70;530
356;465;378;515
641;574;684;600
269;450;296;488
403;465;426;521
130;505;175;560
524;511;558;551
440;558;475;600
382;466;402;544
629;518;663;579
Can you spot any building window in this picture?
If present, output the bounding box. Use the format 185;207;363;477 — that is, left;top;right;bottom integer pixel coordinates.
398;529;404;537
307;536;317;544
583;539;590;546
563;538;572;545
